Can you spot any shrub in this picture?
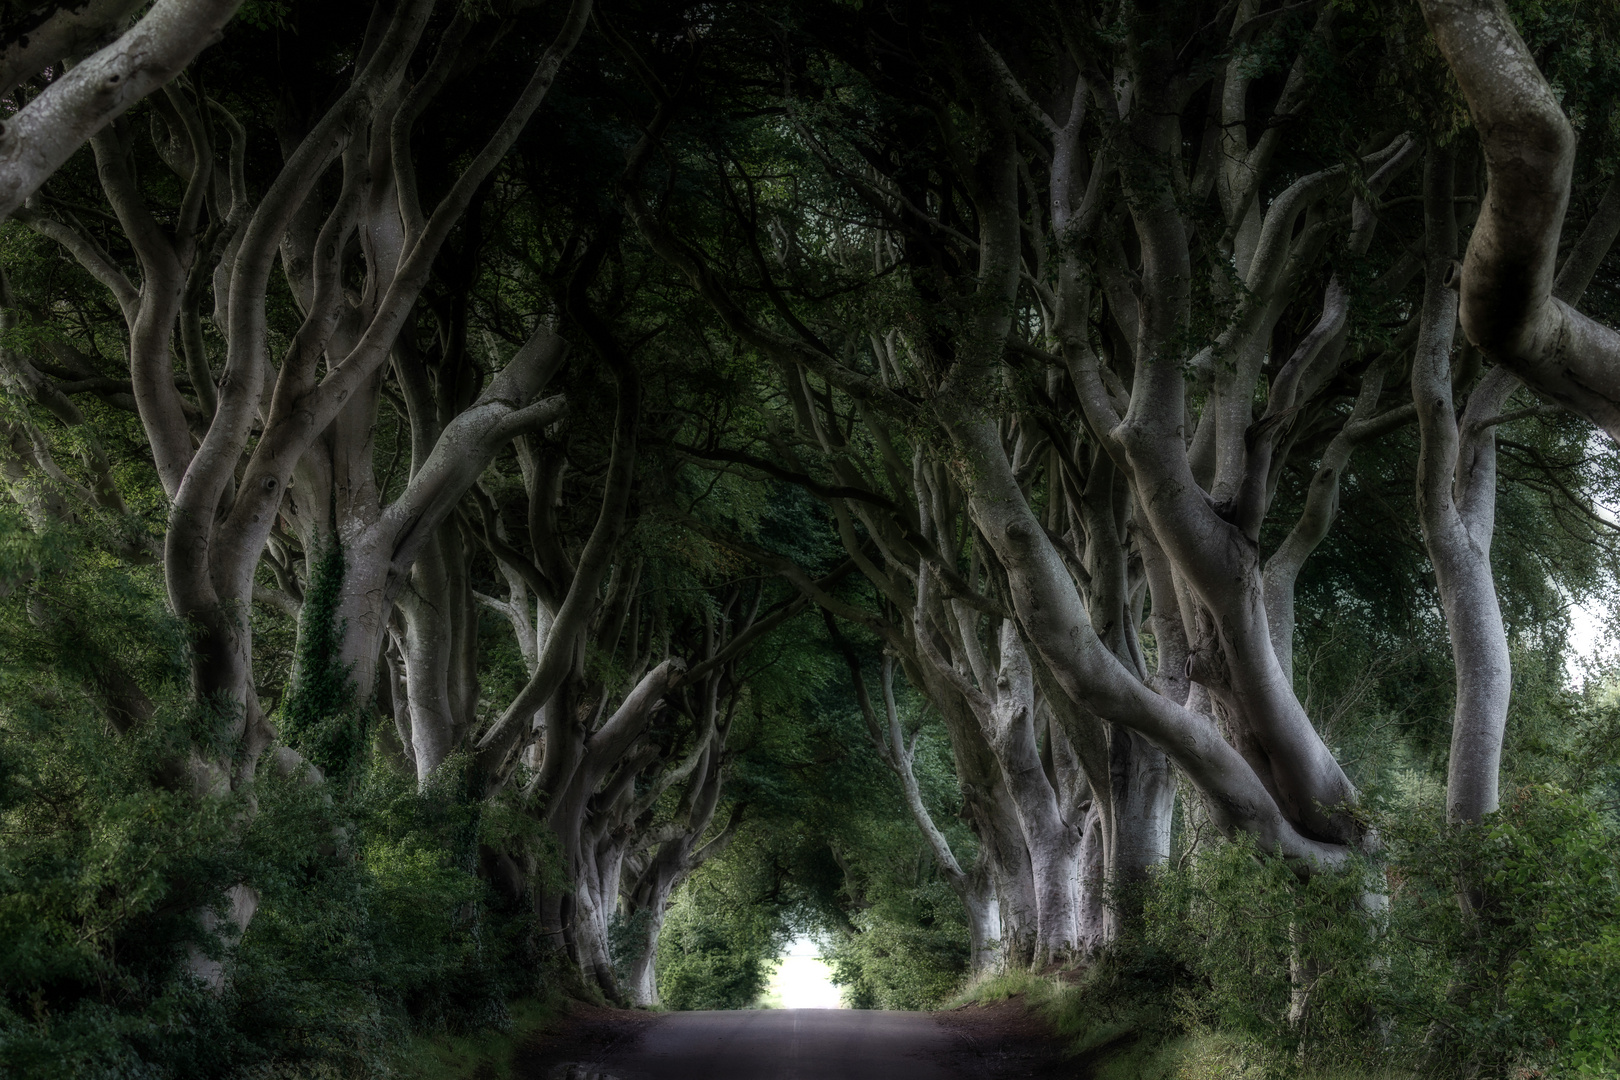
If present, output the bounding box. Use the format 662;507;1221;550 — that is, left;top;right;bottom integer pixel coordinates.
1129;786;1620;1079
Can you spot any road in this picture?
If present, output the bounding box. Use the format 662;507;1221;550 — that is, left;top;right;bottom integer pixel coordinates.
545;1008;974;1079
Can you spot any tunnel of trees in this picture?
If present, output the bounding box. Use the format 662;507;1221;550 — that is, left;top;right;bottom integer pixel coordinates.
2;0;1620;1076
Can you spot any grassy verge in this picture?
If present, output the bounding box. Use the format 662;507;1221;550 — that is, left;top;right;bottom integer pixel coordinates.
951;967;1190;1080
950;967;1415;1080
393;993;572;1080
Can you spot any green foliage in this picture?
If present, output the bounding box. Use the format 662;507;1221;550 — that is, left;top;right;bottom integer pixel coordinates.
655;860;790;1010
651;640;976;1012
823;877;969;1010
7;2;1620;1075
394;995;566;1080
0;521;567;1078
1036;787;1620;1080
1385;787;1620;1077
1144;838;1386;1061
953;967;1186;1080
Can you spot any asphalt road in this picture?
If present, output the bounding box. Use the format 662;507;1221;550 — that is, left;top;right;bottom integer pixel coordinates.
547;1008;972;1080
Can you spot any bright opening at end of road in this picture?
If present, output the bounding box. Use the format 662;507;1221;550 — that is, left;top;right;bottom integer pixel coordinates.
760;936;844;1009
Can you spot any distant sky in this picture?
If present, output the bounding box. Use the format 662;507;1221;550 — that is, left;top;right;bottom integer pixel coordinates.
760;936;844;1009
1567;599;1605;686
1568;458;1620;687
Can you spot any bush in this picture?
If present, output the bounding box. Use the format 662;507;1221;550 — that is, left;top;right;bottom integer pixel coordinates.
0;518;564;1078
824;878;969;1010
1386;786;1620;1077
1130;786;1620;1079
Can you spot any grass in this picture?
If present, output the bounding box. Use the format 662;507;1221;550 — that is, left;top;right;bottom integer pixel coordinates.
952;961;1174;1070
950;967;1417;1080
393;993;570;1080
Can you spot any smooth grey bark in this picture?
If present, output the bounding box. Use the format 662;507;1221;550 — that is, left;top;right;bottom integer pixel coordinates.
916;598;1081;964
1074;798;1109;951
980;775;1040;966
1419;0;1620;442
164;0;591;769
622;905;665;1007
967;19;1373;865
539;583;795;999
628;6;1444;962
620;740;742;1006
1415;0;1620;821
1109;727;1176;887
938;409;1343;868
1262;359;1415;686
395;521;481;780
0;0;244;220
1069;449;1176;930
546;657;687;999
0;0;146;96
1413;146;1515;825
999;10;1425;868
1411;139;1620;825
924;34;1350;863
471;437;801;997
903;632;1039;966
473;369;639;790
286;315;568;762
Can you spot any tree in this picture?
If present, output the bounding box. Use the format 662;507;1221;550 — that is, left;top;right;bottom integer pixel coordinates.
1418;0;1620;443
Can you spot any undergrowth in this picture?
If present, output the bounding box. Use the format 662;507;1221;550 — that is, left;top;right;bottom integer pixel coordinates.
955;968;1416;1080
393;994;568;1080
953;786;1620;1080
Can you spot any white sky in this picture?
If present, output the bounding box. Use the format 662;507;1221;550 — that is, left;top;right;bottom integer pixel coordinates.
758;936;844;1009
1565;595;1613;687
1566;448;1620;687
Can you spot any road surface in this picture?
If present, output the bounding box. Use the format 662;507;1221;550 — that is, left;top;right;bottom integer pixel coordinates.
545;1008;974;1079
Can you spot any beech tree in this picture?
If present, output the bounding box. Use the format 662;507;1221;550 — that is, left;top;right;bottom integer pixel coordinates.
611;0;1620;956
6;0;594;983
1415;0;1620;827
1419;0;1620;442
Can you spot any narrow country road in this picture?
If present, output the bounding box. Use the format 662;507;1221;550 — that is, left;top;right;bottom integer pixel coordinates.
545;1008;975;1079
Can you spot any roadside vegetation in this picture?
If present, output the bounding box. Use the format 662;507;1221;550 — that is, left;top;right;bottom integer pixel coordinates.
944;778;1620;1078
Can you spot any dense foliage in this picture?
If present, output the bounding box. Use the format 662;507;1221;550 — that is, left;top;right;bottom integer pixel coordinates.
0;519;570;1078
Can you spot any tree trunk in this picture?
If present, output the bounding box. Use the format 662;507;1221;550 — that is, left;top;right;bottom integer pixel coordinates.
985;783;1040;967
397;522;480;780
1419;0;1620;442
1413;145;1515;825
1108;726;1176;920
0;0;246;220
625;901;668;1007
983;625;1081;964
573;841;628;1001
963;869;1003;974
1076;802;1110;952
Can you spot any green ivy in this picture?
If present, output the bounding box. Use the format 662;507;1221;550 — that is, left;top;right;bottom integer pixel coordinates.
277;535;365;784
